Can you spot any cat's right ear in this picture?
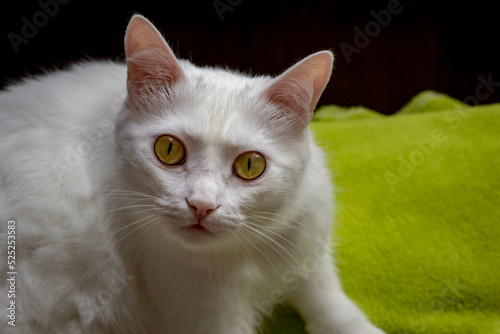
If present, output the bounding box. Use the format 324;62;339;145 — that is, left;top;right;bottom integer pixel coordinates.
124;15;183;97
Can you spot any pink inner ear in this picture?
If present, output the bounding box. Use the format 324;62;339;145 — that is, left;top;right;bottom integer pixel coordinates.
125;15;183;96
264;51;333;126
265;69;314;123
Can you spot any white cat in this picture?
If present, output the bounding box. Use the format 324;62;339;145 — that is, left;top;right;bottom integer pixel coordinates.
0;15;384;334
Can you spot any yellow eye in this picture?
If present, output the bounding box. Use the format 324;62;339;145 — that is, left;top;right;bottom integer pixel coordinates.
154;135;186;165
233;151;266;180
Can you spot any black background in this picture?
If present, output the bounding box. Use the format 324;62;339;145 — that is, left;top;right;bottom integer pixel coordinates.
2;0;499;114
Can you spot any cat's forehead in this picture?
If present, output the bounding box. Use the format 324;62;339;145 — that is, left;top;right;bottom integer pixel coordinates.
130;62;275;154
140;91;266;154
179;60;270;91
166;65;271;143
158;98;268;151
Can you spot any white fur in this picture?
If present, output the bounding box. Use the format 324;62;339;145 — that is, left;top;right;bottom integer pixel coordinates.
0;25;384;334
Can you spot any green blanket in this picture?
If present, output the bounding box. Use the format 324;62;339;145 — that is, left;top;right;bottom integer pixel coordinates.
261;91;500;334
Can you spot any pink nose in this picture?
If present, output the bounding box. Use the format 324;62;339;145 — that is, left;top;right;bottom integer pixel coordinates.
186;199;218;223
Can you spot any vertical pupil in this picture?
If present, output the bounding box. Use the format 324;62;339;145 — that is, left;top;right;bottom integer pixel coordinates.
247;157;251;171
167;141;173;155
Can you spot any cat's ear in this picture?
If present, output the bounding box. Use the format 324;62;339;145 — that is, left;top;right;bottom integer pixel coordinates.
262;51;333;128
124;15;183;97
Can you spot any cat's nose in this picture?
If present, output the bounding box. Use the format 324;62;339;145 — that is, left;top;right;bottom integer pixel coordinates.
186;199;218;223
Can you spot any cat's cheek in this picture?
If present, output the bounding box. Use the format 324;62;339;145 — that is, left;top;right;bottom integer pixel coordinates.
153;164;188;178
148;158;188;189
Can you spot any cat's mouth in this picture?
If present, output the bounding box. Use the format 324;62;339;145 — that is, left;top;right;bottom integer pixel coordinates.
176;222;216;241
185;223;211;232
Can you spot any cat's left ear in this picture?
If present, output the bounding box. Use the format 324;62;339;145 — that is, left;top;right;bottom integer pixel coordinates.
262;51;333;128
124;15;183;97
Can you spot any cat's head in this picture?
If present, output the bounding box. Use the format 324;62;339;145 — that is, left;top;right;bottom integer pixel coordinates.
115;15;333;249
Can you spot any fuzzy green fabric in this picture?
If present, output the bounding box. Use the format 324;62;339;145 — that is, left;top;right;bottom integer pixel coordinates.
260;91;500;334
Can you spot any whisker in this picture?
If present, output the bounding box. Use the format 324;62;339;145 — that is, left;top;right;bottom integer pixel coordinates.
245;219;308;259
97;190;163;203
114;213;160;234
112;207;161;222
129;218;164;255
247;214;307;232
104;204;157;215
223;230;244;261
113;214;162;247
250;211;312;230
227;229;272;295
99;189;159;198
97;194;152;202
242;224;300;267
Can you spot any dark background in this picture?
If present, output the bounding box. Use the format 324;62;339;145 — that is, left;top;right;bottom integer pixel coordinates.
2;0;499;114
